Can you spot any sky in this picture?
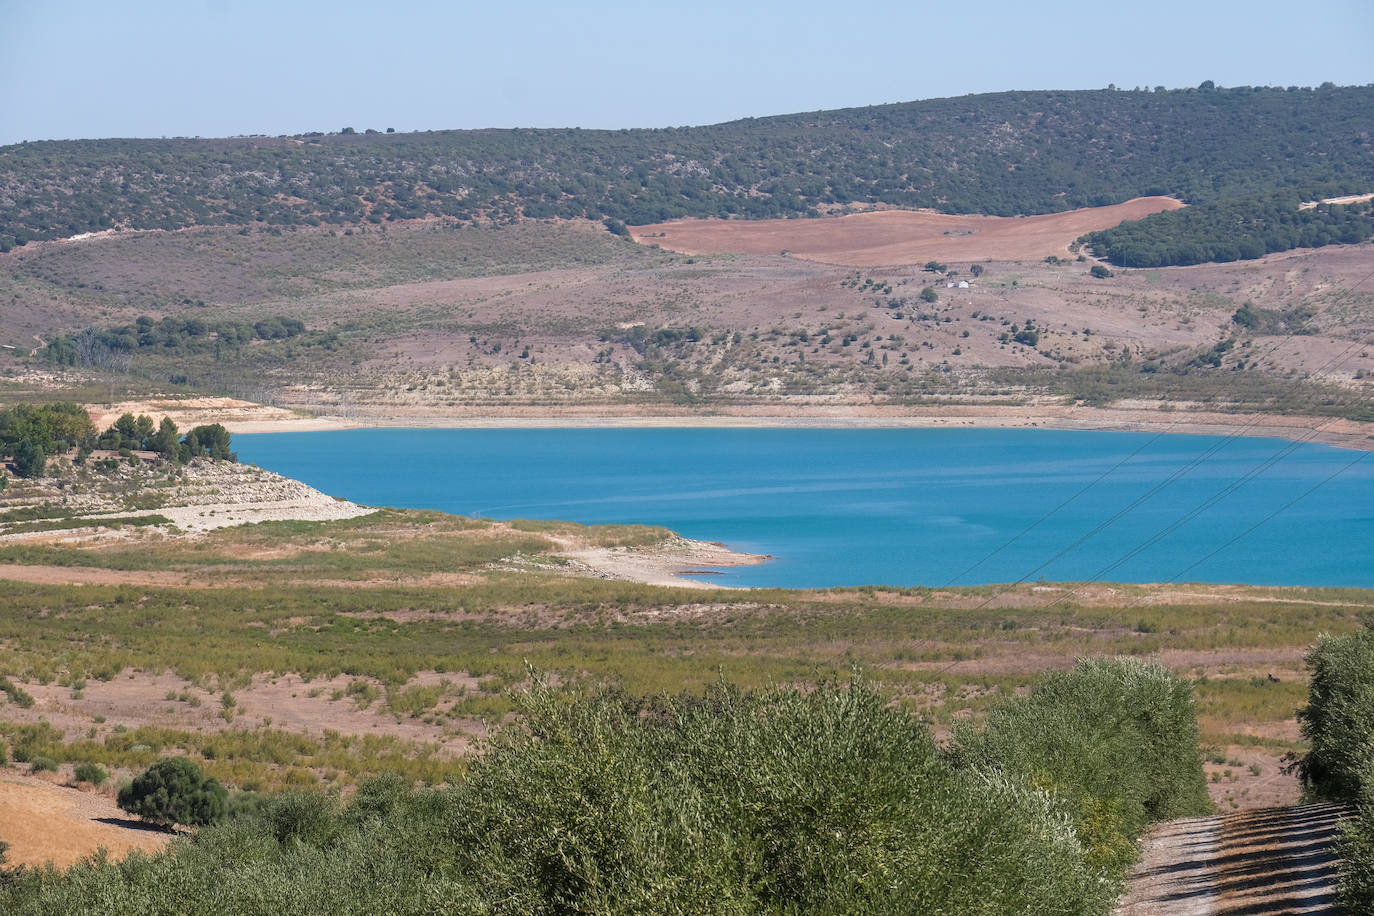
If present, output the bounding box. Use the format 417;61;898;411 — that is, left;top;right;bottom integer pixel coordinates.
3;0;1372;145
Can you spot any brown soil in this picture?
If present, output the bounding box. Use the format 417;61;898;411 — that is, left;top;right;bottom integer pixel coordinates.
632;197;1184;266
0;772;171;868
7;671;481;759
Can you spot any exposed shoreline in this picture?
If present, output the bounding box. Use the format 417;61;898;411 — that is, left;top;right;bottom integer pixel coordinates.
217;406;1374;453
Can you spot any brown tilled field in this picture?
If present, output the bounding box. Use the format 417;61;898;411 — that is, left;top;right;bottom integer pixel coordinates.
632;197;1184;266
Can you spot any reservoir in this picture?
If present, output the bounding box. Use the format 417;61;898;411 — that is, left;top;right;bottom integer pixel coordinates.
235;428;1373;589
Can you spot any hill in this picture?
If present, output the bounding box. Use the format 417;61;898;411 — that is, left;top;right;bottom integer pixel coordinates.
2;85;1372;251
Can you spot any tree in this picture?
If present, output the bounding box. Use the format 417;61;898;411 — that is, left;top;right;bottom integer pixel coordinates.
920;286;939;303
1090;264;1114;279
12;440;45;478
118;757;227;828
151;417;180;457
181;424;235;461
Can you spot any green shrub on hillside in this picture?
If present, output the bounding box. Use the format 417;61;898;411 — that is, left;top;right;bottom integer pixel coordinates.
72;762;108;786
1294;627;1374;911
118;757;228;828
3;674;1128;915
953;657;1212;872
1296;627;1374;800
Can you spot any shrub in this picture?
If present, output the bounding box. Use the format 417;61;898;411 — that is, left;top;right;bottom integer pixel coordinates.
1294;627;1374;910
0;668;1202;913
118;757;227;827
954;656;1211;874
1090;264;1114;278
0;675;35;708
73;762;108;785
1296;627;1374;800
29;756;58;774
447;675;1112;914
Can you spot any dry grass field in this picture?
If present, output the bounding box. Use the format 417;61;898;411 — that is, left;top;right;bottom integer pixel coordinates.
632;197;1185;266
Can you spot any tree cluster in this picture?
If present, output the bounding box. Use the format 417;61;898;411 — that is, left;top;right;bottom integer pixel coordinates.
44;315;308;367
0;403;95;478
1081;196;1374;267
0;402;236;478
1;85;1370;250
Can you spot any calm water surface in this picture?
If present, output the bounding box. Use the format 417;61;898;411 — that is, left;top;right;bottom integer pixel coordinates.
235;428;1373;588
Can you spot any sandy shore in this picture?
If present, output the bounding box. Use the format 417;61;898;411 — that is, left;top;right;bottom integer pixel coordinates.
83;394;1374;452
557;535;769;590
217;405;1374;452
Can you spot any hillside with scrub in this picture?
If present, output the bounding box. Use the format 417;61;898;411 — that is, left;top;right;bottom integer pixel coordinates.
2;84;1372;265
2;84;1373;435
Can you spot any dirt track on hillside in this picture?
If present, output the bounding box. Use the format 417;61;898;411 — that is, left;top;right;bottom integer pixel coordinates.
632;197;1183;266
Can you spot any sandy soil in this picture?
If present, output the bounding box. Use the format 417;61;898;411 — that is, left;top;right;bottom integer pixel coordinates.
556;535;770;589
199;403;1374;454
632;197;1184;266
6;671;479;760
1300;192;1374;210
0;771;171;868
86;397;322;435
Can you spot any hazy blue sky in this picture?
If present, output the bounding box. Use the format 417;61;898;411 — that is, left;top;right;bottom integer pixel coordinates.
3;0;1371;144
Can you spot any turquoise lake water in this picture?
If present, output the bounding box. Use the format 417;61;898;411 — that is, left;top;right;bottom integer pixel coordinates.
234;428;1373;589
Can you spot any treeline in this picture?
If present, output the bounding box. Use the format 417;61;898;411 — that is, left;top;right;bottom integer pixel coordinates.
1295;625;1374;911
44;315;308;367
1;84;1371;247
0;402;235;478
1081;195;1374;267
0;659;1209;914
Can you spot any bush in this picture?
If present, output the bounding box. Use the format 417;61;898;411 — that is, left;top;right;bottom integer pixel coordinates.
0;667;1211;913
954;657;1211;874
0;675;35;708
29;756;58;774
73;762;108;785
447;675;1112;914
1089;264;1114;278
1296;627;1374;800
118;757;227;827
1294;627;1374;910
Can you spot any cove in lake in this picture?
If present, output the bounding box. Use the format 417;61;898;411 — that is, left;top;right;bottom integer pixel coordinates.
235;428;1373;589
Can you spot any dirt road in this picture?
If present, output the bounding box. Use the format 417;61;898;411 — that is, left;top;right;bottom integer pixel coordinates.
1117;804;1345;915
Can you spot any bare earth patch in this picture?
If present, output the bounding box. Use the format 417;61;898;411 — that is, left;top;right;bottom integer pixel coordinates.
556;535;769;589
0;772;170;868
632;197;1183;266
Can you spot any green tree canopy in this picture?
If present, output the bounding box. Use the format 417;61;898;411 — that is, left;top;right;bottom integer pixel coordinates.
118;757;227;828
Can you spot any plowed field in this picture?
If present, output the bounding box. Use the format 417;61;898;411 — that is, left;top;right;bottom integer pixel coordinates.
633;196;1183;266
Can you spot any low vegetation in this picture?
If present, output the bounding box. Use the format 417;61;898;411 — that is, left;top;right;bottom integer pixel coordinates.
0;662;1205;914
1294;624;1374;911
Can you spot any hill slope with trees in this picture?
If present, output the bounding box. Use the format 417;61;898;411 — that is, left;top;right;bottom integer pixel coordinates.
1;84;1371;252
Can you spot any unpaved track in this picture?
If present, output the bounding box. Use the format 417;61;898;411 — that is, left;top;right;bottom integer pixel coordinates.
1117;804;1345;915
